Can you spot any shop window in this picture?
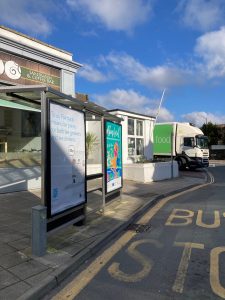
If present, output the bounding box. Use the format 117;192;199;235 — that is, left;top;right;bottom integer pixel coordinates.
128;118;144;156
128;118;134;135
128;137;135;156
136;138;144;155
136;120;143;136
0;107;41;168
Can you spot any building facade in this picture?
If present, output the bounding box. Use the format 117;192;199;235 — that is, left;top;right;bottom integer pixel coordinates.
0;26;82;193
108;109;155;164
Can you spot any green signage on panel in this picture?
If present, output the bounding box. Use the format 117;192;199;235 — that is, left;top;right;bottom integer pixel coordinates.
105;121;122;193
153;124;173;155
21;67;60;87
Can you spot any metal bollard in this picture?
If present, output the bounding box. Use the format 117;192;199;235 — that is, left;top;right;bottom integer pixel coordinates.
32;205;47;257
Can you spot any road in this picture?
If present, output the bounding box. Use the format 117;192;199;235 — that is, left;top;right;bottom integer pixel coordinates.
49;166;225;300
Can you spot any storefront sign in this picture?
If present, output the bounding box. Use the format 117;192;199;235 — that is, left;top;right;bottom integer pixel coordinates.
50;102;86;216
0;51;60;89
105;121;122;193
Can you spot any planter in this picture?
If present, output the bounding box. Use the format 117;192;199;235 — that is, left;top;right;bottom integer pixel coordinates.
123;161;179;183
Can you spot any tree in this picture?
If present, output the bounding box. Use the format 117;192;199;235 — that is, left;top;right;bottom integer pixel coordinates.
200;122;221;146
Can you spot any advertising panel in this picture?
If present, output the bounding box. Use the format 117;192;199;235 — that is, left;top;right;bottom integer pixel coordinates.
153;124;173;155
105;121;122;193
50;102;86;216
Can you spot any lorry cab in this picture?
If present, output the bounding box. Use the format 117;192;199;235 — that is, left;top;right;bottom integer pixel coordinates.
181;134;209;168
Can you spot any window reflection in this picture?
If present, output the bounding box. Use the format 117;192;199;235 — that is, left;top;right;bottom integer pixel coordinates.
0;107;41;168
128;118;134;135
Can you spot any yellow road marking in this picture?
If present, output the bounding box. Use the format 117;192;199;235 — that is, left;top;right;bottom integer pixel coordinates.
108;239;162;282
210;247;225;299
165;209;194;226
52;231;136;300
172;242;204;293
196;210;220;228
52;178;212;300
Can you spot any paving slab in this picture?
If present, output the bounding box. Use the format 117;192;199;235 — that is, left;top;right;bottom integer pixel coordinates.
0;251;30;268
8;237;31;251
0;270;20;290
0;281;31;300
25;269;55;287
9;260;49;280
0;242;16;255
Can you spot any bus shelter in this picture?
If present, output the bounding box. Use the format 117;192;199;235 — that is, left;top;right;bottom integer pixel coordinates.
0;85;122;237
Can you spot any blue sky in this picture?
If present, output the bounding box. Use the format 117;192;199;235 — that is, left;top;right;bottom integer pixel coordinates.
1;0;225;126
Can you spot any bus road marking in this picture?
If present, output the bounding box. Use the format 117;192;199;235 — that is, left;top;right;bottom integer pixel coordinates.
52;177;213;300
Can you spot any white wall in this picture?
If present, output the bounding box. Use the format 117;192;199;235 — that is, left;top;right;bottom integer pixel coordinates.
0;167;41;193
123;161;179;183
61;70;75;96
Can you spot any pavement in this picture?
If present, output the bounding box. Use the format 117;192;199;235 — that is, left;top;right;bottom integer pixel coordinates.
0;170;208;300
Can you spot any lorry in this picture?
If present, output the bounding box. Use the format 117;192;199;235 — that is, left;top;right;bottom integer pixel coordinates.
153;122;209;170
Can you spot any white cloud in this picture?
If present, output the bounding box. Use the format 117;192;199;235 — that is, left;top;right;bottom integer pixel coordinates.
78;64;111;82
93;89;174;122
182;111;225;127
67;0;152;33
146;107;174;122
195;27;225;78
0;0;52;36
106;52;190;89
177;0;225;32
94;89;148;109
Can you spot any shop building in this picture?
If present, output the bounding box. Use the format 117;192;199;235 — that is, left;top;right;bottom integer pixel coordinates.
0;26;83;193
108;109;155;163
0;27;121;201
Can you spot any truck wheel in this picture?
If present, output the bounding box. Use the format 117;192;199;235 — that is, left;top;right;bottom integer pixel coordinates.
177;158;186;170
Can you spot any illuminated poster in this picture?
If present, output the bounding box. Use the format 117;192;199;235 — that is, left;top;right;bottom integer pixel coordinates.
105;121;122;193
50;102;86;216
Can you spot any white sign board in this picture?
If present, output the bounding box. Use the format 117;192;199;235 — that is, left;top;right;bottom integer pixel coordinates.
50;102;86;216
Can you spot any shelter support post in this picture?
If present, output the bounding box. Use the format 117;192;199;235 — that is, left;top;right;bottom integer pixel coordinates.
101;116;106;212
41;91;48;205
171;132;174;179
32;205;47;256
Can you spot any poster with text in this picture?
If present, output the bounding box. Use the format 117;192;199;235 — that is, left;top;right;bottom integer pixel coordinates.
50;102;86;216
105;121;122;193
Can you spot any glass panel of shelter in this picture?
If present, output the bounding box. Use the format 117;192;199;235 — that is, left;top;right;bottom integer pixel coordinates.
85;111;103;214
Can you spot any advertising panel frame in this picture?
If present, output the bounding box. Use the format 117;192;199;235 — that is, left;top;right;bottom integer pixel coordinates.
45;99;87;221
104;120;123;195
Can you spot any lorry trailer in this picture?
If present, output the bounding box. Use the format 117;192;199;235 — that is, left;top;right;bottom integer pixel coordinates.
153;122;209;170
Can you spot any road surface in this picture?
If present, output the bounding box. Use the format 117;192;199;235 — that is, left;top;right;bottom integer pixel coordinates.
48;166;225;300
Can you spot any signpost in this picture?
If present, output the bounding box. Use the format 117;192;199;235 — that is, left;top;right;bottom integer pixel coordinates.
105;121;122;194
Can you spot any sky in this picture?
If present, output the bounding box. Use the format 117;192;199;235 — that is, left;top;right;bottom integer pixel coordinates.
1;0;225;126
